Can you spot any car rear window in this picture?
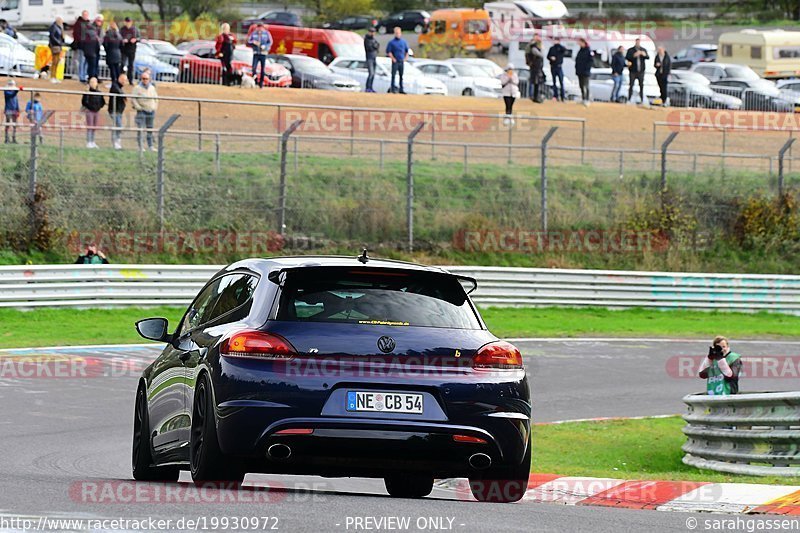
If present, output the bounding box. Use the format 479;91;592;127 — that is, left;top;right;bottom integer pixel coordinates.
276;268;481;329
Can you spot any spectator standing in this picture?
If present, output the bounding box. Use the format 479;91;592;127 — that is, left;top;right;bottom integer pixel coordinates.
25;92;44;144
247;23;272;88
547;36;566;101
215;23;237;86
3;79;19;144
699;336;742;396
364;26;380;93
72;10;90;83
0;19;16;38
524;34;545;102
499;63;520;126
610;45;626;102
82;77;105;149
575;38;593;106
131;70;158;151
654;46;672;106
626;38;649;104
104;20;124;83
75;244;109;264
48;17;65;84
109;73;127;150
82;14;103;81
120;17;141;82
386;27;409;94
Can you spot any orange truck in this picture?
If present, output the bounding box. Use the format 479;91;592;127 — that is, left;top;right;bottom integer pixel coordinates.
418;8;492;56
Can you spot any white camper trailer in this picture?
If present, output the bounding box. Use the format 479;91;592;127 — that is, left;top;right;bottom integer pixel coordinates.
484;1;568;50
0;0;97;28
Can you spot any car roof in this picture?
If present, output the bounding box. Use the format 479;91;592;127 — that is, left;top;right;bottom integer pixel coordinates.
222;255;451;276
689;44;717;50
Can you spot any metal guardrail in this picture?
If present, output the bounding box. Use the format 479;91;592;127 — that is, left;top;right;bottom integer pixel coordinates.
682;392;800;477
2;264;800;311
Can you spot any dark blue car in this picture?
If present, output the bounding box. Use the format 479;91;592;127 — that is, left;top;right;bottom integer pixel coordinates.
132;255;531;502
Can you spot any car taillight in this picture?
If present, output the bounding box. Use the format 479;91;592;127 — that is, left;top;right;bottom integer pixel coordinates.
220;330;296;360
473;341;523;369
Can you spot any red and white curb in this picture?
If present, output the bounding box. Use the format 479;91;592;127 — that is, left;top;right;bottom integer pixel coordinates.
519;474;800;514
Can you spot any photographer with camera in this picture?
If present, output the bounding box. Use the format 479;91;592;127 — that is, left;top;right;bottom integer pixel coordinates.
698;336;742;395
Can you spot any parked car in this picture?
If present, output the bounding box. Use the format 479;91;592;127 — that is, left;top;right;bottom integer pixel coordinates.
268;53;360;91
0;32;36;77
329;56;447;95
133;47;180;82
672;44;717;70
414;59;501;97
514;66;581;101
446;57;503;77
131;256;531;503
323;16;377;31
668;70;742;109
690;61;761;83
589;67;660;104
691;61;796;111
376;10;431;34
242;10;302;29
777;78;800;101
140;39;187;68
179;41;291;86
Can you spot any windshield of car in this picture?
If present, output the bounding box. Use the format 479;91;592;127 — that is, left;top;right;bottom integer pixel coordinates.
332;43;366;60
453;64;491;77
277;269;480;329
294;56;330;73
726;65;759;80
234;48;253;63
465;19;489;34
150;41;180;54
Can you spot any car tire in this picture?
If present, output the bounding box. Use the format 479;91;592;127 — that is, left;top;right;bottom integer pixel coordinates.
384;474;434;499
132;385;180;482
462;88;474;97
190;374;245;486
468;435;531;503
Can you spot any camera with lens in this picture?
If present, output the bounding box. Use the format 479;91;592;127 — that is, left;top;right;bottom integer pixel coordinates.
708;344;724;360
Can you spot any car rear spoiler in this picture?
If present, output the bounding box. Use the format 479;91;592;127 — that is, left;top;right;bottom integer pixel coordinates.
267;266;478;294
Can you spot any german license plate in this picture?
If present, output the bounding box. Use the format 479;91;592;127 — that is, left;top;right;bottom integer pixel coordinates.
346;391;423;414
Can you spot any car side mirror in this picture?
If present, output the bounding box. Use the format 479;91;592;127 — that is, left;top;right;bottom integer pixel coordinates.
136;318;171;342
449;71;457;78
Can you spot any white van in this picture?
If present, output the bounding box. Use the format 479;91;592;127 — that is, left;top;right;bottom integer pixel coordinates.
0;0;96;27
484;1;568;50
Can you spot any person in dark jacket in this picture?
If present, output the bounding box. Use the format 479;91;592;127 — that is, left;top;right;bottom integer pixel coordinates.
547;37;566;101
82;15;103;82
654;46;672;105
626;38;649;103
120;17;141;82
525;35;545;102
4;79;19;144
72;11;90;82
75;244;109;264
610;45;625;102
575;38;593;106
108;73;127;149
104;20;124;84
215;23;237;86
82;77;105;148
364;26;380;93
48;17;65;83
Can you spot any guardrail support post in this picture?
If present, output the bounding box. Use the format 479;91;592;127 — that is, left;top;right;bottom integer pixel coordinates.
407;122;426;252
618;151;624;180
156;114;181;233
379;140;384;171
507;120;513;165
580;121;586;165
279;120;304;236
660;131;679;208
778;137;795;198
197;101;202;151
214;134;221;173
540;127;558;233
28;110;55;243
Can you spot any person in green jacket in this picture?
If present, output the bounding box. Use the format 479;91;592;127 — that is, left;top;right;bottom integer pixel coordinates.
74;244;109;264
698;336;742;395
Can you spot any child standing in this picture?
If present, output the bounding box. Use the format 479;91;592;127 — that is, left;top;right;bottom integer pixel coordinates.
3;79;20;144
25;92;44;144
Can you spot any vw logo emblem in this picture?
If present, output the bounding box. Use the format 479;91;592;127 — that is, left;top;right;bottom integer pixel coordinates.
377;336;395;353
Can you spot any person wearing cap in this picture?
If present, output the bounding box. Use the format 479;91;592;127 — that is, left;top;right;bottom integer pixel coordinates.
81;14;103;81
247;23;272;88
3;79;20;144
120;17;141;82
498;63;520;126
364;26;380;93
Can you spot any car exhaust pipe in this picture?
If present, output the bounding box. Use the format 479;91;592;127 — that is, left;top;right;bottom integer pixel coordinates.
468;453;492;470
267;443;292;460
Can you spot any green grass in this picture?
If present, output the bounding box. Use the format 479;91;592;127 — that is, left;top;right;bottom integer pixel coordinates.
533;416;800;485
1;306;798;350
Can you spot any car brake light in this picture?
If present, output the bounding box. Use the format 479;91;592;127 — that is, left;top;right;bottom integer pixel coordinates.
453;434;487;444
473;341;523;369
220;330;296;360
275;428;313;435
